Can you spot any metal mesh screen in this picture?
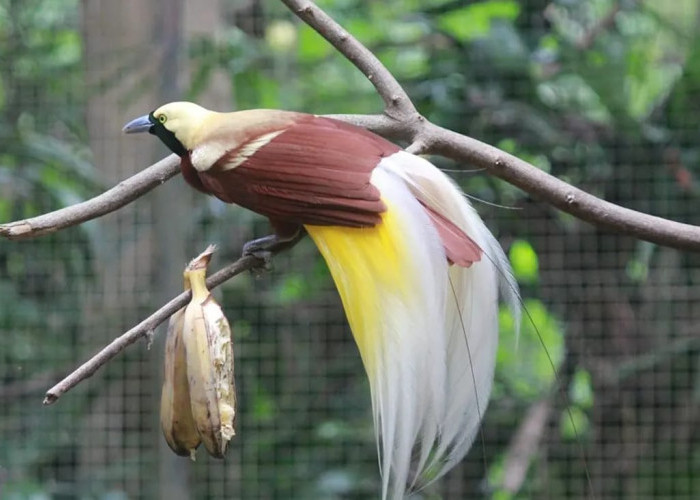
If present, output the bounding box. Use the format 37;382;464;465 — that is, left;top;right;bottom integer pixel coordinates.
1;0;698;498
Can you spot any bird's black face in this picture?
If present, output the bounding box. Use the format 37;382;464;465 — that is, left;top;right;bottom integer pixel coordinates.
122;111;187;157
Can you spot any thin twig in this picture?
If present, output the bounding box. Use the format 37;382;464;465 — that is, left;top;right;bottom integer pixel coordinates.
44;253;265;405
0;154;180;240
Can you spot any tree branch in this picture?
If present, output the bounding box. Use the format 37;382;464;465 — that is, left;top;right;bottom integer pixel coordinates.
43;253;267;405
424;123;700;250
0;154;180;240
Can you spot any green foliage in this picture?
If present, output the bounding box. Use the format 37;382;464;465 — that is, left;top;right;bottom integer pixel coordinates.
560;369;594;441
509;239;539;284
273;258;330;305
298;24;333;61
437;1;521;42
560;405;590;440
569;368;594;409
496;299;565;400
0;1;99;496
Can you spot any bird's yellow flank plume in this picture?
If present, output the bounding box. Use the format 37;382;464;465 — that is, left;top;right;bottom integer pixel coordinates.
306;202;416;378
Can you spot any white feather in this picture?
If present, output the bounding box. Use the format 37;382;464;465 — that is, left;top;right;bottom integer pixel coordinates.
366;166;449;499
307;151;519;499
376;151;520;493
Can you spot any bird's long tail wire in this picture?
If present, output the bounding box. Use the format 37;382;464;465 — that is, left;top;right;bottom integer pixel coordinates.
447;275;488;472
457;247;595;498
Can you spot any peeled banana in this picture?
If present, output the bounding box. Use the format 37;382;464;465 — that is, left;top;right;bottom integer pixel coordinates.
160;245;236;459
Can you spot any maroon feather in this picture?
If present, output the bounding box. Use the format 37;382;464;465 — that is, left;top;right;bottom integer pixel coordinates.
197;115;400;227
421;203;482;267
180;155;208;194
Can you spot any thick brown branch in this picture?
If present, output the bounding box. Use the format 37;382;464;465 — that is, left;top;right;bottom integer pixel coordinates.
0;154;180;240
43;253;265;405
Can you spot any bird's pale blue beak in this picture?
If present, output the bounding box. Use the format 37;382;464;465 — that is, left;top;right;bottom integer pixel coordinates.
122;114;153;134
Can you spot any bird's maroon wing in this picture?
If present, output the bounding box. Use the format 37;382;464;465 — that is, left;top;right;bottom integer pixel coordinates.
196;115;400;227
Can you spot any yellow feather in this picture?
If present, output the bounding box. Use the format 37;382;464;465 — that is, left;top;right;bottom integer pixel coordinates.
305;202;416;378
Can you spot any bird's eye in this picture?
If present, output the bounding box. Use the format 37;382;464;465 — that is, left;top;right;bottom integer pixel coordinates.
158;115;167;124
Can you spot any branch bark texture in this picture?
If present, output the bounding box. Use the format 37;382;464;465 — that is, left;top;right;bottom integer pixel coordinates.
0;154;180;239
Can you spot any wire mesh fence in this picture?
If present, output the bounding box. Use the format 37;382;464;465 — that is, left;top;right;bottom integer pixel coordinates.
1;0;699;498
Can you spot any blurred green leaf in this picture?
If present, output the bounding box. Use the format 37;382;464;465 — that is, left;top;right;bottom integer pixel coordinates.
345;18;382;45
274;273;309;305
626;241;655;283
252;386;277;422
256;74;281;109
569;368;594;409
509;239;539;284
560;406;590;440
379;45;429;80
298;24;332;62
437;1;520;42
537;74;612;124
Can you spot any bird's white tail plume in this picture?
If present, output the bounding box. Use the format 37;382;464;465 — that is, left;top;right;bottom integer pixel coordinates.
383;152;520;485
306;151;519;499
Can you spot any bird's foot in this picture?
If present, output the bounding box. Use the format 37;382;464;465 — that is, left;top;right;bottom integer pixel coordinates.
242;235;277;272
242;229;305;274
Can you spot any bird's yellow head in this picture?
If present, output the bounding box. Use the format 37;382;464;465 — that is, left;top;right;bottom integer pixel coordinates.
123;101;213;156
